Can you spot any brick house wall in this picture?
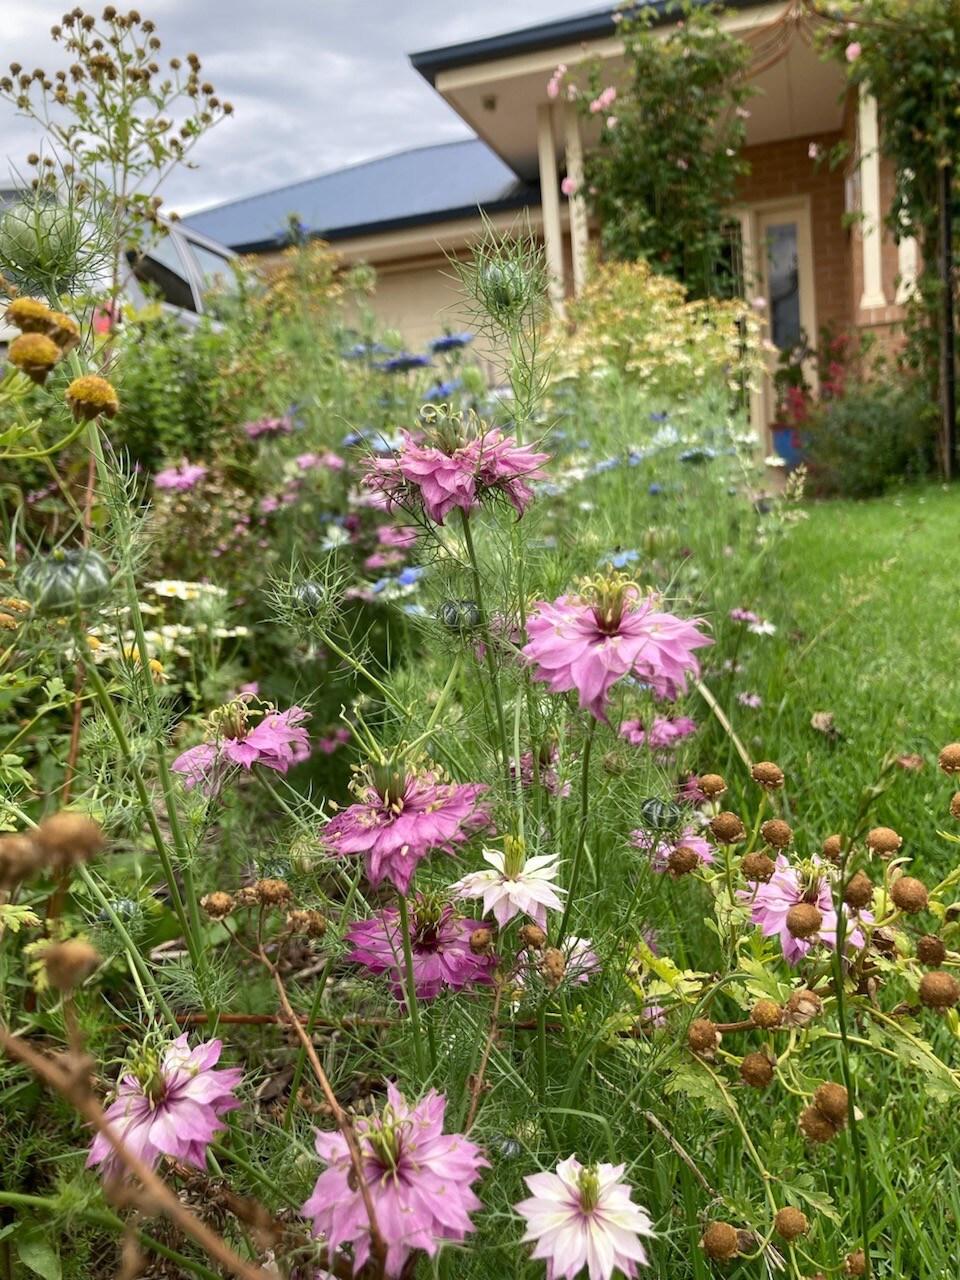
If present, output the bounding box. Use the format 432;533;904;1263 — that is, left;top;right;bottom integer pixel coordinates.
737;131;853;337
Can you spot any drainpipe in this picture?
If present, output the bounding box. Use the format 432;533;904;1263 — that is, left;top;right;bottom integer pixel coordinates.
941;160;957;479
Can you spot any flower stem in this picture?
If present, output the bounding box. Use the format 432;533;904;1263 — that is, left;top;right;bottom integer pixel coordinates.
458;508;510;776
557;718;597;946
396;891;428;1078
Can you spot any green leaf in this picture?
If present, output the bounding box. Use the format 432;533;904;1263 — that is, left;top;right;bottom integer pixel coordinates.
664;1062;727;1112
16;1226;61;1280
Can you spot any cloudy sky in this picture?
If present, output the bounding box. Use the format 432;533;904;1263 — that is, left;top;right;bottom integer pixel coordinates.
1;0;599;215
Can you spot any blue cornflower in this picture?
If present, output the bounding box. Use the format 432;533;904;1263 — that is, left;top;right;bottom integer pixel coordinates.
376;352;433;373
342;341;393;360
648;483;664;496
397;565;426;587
423;378;462;400
429;332;473;353
600;549;639;569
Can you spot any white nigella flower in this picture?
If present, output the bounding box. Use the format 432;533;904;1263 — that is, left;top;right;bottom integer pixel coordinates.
515;1155;654;1280
448;837;565;930
747;620;777;636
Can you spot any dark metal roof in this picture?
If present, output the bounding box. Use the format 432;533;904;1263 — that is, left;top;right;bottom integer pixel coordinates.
184;139;538;254
410;0;761;84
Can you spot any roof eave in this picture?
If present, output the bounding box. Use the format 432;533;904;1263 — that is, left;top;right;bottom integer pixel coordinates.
229;190;541;255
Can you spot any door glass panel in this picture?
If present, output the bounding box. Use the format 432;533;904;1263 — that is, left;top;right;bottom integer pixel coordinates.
765;221;801;350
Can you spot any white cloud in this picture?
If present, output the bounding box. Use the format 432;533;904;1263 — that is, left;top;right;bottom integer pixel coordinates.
0;0;597;219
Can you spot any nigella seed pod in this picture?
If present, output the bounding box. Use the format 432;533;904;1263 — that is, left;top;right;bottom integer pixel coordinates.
291;580;325;615
438;598;479;630
639;797;683;832
480;262;526;315
97;897;137;923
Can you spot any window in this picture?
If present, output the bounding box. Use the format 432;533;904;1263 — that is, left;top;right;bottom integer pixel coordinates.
127;234;197;311
764;221;802;351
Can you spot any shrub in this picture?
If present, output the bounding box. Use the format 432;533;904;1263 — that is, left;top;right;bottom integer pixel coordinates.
803;378;937;496
553;257;765;407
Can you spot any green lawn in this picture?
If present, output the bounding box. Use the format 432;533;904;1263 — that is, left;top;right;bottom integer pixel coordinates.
714;484;960;877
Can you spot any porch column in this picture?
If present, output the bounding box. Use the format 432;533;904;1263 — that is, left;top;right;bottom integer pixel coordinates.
563;103;590;295
857;89;887;311
536;102;565;316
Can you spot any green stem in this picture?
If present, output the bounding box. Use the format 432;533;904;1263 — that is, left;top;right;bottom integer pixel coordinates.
556;719;597;945
396;891;428;1078
76;864;179;1029
458;508;510;776
79;650;198;971
282;868;365;1131
0;1192;220;1280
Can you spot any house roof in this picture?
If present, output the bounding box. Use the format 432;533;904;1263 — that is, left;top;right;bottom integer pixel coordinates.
409;0;761;84
184;138;538;254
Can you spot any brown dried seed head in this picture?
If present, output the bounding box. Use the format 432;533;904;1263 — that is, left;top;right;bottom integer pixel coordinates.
919;969;960;1010
0;834;45;888
200;891;234;920
774;1207;809;1241
784;989;823;1026
798;1104;837;1144
822;833;844;864
254;878;291;906
739;1051;774;1088
43;939;101;991
701;1222;739;1261
518;923;546;951
760;818;793;848
286;908;327;938
710;811;746;844
843;870;874;910
666;844;699;877
751;999;783;1029
844;1250;867;1277
951;792;960;820
741;852;776;882
916;934;946;967
699;773;727;799
47;310;81;353
937;743;960;775
813;1081;849;1128
890;875;928;914
751;761;785;790
865;826;902;857
35;811;105;865
786;903;823;939
469;927;493;956
539;947;566;989
234;885;258;908
687;1018;719;1054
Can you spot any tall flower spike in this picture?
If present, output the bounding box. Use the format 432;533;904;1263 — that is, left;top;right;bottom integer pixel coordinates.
516;1154;654;1280
302;1084;487;1277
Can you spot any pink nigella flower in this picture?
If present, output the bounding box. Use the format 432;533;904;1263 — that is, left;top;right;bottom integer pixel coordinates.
631;825;713;875
346;894;494;1001
378;524;419;549
522;577;711;721
515;1155;654;1280
729;607;762;625
737;691;762;708
845;40;861;62
620;714;697;756
510;744;570;797
302;1083;487;1277
808;141;821;160
561;175;578;196
87;1035;242;1181
172;702;311;796
320;760;490;894
743;854;870;966
244;414;293;440
449;839;565;930
316;727;351;755
154;462;207;491
363;423;549;525
675;773;707;805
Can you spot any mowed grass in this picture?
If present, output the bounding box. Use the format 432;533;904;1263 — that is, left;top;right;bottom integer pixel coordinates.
711;483;960;878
